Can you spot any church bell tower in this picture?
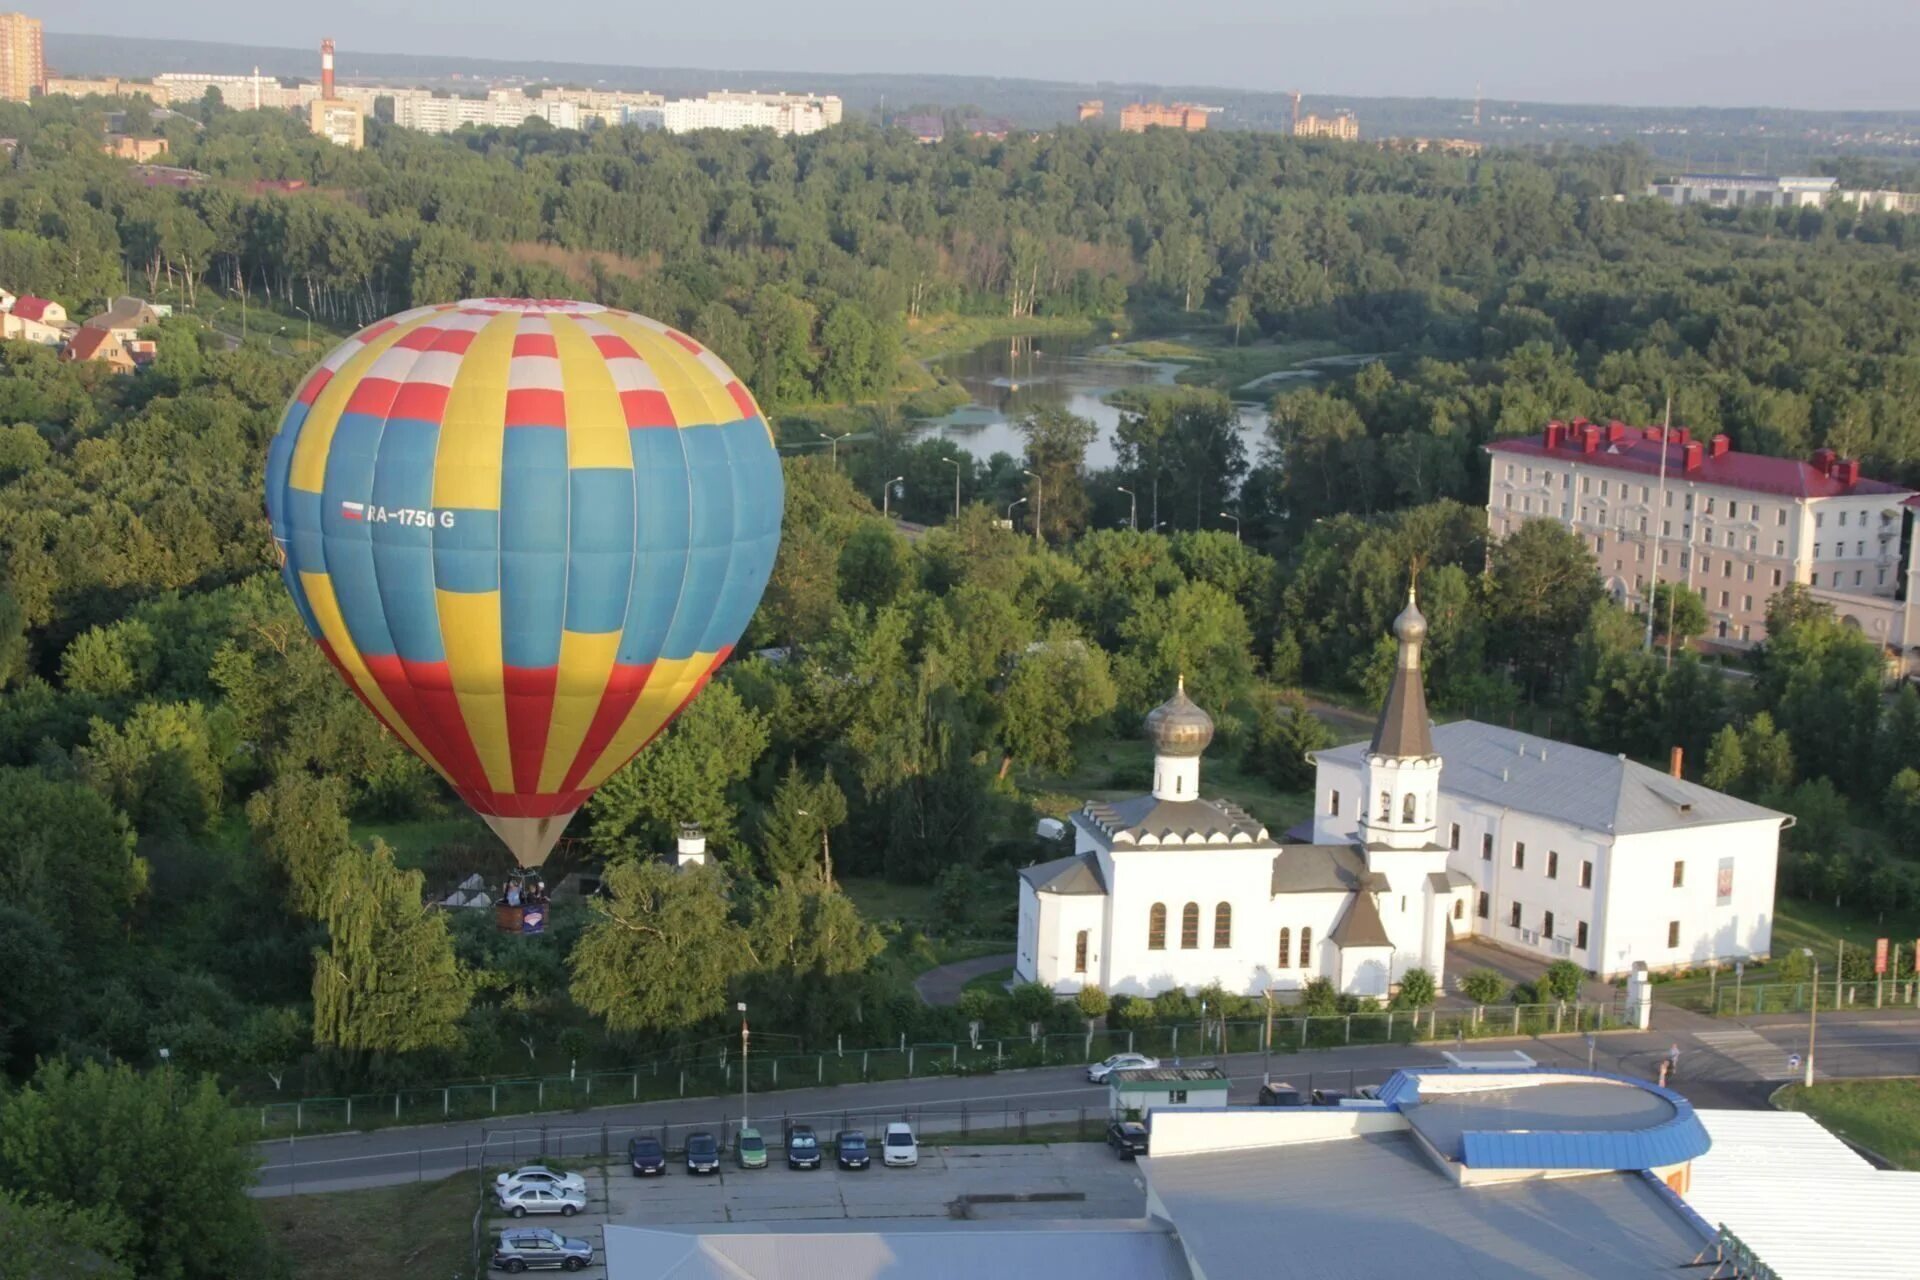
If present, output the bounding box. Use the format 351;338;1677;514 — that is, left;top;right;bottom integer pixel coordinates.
1359;583;1442;858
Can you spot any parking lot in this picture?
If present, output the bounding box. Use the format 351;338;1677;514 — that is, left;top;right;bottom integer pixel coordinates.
486;1142;1147;1274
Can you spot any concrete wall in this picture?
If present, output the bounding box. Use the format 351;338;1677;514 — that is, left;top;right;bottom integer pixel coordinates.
1145;1105;1407;1157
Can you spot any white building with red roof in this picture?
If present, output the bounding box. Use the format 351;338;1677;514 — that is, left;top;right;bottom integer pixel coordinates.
1;293;73;345
1487;421;1919;663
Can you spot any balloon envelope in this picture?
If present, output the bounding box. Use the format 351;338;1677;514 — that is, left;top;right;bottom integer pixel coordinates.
264;299;784;865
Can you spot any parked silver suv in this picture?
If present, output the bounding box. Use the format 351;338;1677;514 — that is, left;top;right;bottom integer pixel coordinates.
491;1226;593;1272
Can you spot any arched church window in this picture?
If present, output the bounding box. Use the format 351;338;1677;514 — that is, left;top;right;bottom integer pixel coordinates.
1180;903;1199;949
1402;793;1416;824
1298;927;1313;970
1075;930;1089;974
1378;792;1391;821
1213;903;1232;948
1147;903;1166;951
1453;899;1465;921
1175;774;1183;795
1277;928;1291;968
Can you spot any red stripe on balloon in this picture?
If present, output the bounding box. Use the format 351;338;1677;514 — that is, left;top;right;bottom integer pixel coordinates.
390;382;450;424
666;330;703;354
512;332;558;358
399;658;495;800
343;377;402;417
725;381;756;420
556;661;655;793
620;388;676;428
296;367;334;405
502;664;560;796
504;387;566;428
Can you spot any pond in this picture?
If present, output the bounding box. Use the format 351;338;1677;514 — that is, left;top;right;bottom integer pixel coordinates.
911;336;1270;472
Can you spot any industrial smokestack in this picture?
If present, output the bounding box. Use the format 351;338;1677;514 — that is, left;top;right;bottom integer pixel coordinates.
1669;746;1683;779
321;38;335;98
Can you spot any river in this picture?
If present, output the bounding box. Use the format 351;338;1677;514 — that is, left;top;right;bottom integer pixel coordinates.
910;336;1271;472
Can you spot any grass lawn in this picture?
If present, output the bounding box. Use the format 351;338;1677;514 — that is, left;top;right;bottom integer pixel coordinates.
962;966;1015;997
353;814;493;869
1776;1078;1920;1168
1174;338;1356;394
842;876;941;932
1645;894;1920;1012
260;1175;477;1279
902;314;1100;361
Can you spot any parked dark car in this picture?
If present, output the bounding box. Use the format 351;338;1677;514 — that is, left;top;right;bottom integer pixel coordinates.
835;1129;870;1170
1257;1082;1304;1107
1310;1089;1349;1107
628;1135;667;1177
491;1226;593;1272
1106;1120;1150;1160
685;1131;721;1174
786;1124;822;1170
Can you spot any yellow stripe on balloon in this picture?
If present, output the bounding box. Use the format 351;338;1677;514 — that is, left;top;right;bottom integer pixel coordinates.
538;629;624;793
300;571;439;771
432;311;518;511
289;312;446;493
437;588;515;795
550;315;634;470
571;654;711;790
594;313;736;427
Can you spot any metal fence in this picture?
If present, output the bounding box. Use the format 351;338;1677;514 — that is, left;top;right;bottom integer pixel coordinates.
249;1002;1611;1137
1691;978;1920;1017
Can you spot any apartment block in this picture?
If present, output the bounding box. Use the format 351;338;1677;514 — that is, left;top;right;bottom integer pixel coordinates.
0;11;42;103
1486;421;1919;659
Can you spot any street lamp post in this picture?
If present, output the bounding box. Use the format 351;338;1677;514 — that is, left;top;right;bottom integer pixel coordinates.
942;456;961;523
291;304;312;345
738;1002;750;1130
1007;497;1027;530
882;475;904;519
1803;948;1819;1088
818;430;852;470
1117;486;1137;531
1218;511;1241;542
1022;469;1043;546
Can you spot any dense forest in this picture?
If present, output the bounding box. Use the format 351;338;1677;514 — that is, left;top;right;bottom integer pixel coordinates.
4;93;1920;1276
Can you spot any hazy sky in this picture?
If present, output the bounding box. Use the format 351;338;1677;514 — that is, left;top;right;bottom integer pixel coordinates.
53;0;1919;111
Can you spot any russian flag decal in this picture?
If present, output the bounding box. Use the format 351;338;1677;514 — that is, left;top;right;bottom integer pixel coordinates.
341;500;366;521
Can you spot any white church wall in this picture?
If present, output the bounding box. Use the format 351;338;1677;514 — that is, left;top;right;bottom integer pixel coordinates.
1597;820;1779;978
1032;893;1108;993
1311;759;1365;844
1447;800;1613;974
1104;847;1298;996
1015;879;1041;983
1266;892;1350;993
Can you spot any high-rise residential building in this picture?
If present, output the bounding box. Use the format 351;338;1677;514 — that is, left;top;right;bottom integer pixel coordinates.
0;11;44;103
1077;100;1103;121
1119;102;1210;133
46;75;166;105
310;98;364;149
1294;110;1359;141
1486;420;1920;661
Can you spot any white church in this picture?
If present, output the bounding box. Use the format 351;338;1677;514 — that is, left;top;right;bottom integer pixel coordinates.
1016;587;1789;998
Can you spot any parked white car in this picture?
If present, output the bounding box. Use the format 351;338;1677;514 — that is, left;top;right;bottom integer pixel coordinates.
1086;1053;1160;1084
495;1165;587;1196
883;1122;919;1167
497;1183;587;1218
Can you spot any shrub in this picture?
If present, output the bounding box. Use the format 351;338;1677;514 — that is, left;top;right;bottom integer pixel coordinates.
1075;984;1111;1022
1459;968;1508;1006
1297;978;1341;1017
1542;960;1584;1002
1394;968;1436;1009
1510;981;1539;1005
1008;981;1057;1024
1109;994;1155;1029
956;989;993;1025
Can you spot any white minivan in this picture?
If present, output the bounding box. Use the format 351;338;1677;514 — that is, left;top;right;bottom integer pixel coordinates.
883;1122;919;1167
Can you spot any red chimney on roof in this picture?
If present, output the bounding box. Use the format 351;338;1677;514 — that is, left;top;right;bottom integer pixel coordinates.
1683;442;1703;472
1710;433;1730;458
1669;746;1683;779
1581;424;1600;454
1606;420;1627;444
1833;459;1860;487
321;38;335;98
1673;426;1691;445
1545;421;1567;450
1810;447;1837;472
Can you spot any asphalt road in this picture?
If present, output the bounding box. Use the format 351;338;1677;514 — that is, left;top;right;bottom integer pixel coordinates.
251;1008;1920;1196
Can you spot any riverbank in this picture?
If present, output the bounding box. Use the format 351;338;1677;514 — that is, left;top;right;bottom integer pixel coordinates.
902;313;1103;362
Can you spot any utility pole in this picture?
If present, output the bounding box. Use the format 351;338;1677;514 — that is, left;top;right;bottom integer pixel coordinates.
1219;511;1240;542
1118;486;1136;531
1023;469;1043;546
818;430;851;470
1803;951;1819;1088
1644;393;1671;653
1262;990;1274;1085
738;1002;750;1130
882;475;903;520
943;455;961;523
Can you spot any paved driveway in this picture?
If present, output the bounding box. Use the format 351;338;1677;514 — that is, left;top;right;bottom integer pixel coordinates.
914;953;1015;1005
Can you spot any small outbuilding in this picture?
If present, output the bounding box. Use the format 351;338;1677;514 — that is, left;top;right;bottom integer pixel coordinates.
1109;1065;1229;1118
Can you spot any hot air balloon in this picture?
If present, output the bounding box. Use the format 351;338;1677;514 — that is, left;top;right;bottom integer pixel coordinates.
263;298;785;870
